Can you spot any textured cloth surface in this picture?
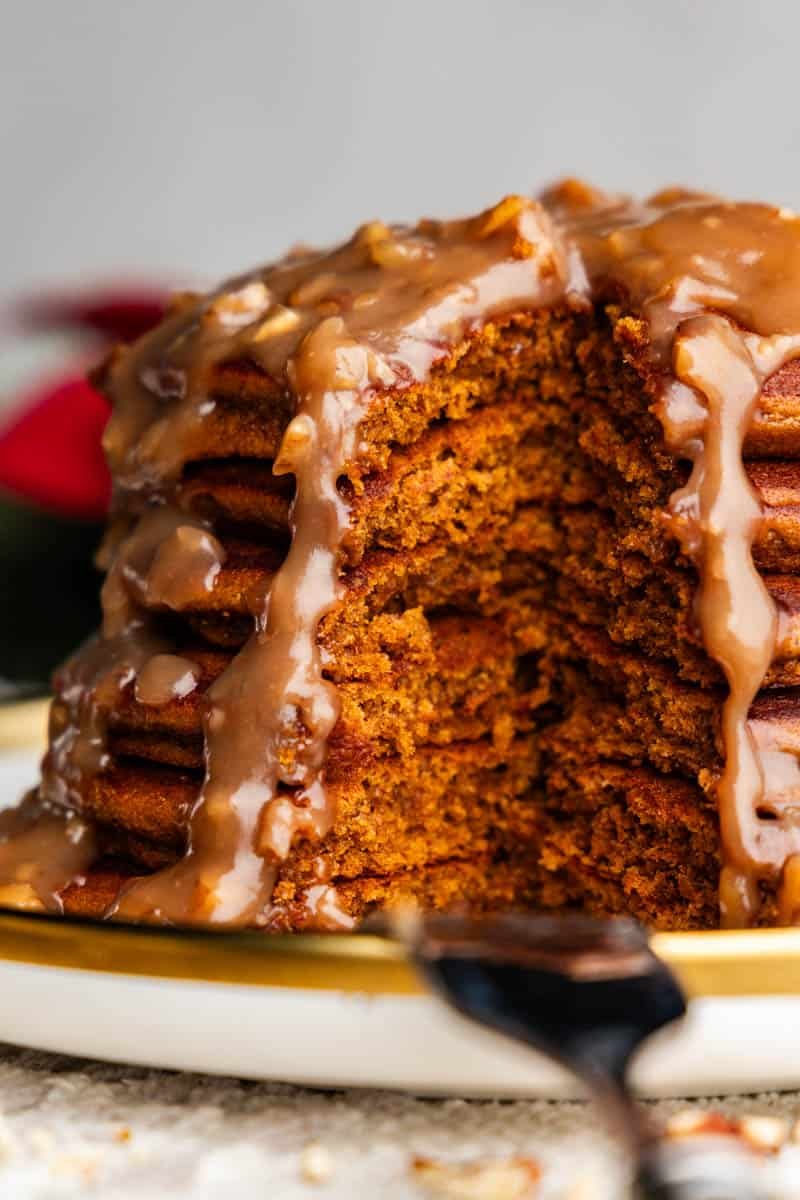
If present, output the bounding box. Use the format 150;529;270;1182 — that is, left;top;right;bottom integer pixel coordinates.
0;1045;798;1197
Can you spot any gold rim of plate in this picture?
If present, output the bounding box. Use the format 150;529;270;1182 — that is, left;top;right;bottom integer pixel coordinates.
1;698;799;999
0;913;796;998
0;695;49;750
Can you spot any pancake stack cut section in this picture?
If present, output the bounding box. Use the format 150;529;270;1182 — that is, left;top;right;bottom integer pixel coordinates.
6;181;800;930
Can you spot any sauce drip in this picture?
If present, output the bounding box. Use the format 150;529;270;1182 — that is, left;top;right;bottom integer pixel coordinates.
135;655;199;706
0;793;95;913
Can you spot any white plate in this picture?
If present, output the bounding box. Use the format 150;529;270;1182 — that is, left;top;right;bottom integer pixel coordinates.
3;744;800;1099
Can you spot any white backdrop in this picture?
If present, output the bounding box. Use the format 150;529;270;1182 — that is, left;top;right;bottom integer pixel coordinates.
2;0;799;299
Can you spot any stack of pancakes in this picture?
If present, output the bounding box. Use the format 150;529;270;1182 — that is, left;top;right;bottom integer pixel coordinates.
60;319;564;923
12;182;800;930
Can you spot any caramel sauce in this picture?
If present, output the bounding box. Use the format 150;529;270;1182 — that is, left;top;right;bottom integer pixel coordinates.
135;655;199;706
101;506;225;632
105;196;576;926
20;183;800;928
39;504;223;821
556;186;800;924
0;793;95;913
42;627;166;814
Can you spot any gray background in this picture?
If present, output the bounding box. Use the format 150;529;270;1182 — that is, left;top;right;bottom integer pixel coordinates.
2;0;798;300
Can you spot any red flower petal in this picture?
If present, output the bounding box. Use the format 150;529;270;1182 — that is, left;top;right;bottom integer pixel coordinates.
0;285;168;519
0;376;111;520
14;288;167;343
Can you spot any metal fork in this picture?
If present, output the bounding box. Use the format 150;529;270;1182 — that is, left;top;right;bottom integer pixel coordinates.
399;912;763;1199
